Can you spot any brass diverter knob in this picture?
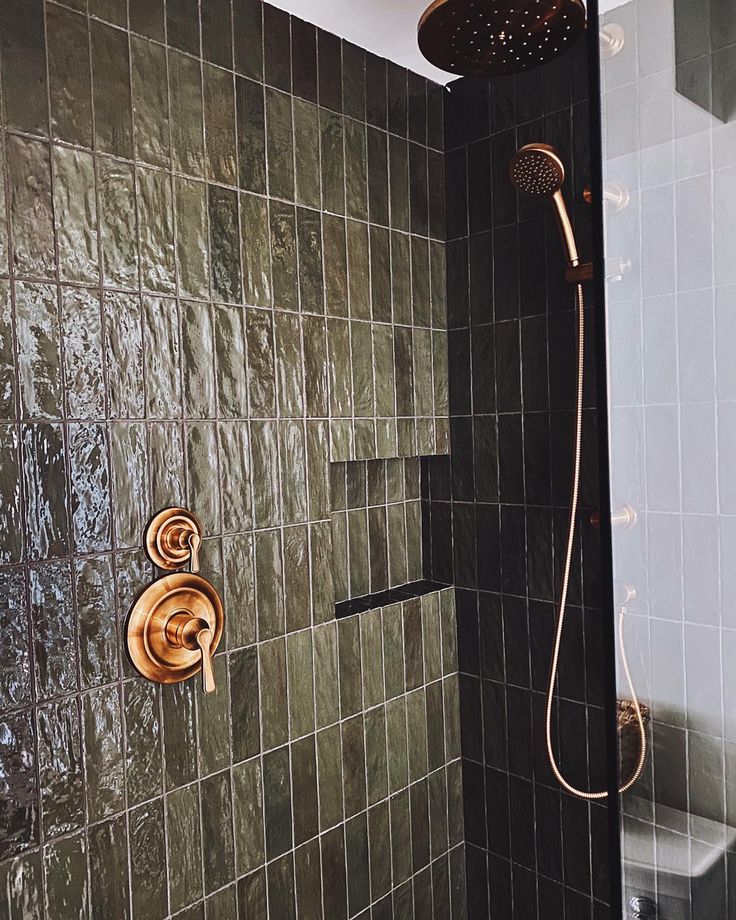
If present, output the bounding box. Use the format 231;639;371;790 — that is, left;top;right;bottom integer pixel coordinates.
145;507;202;573
127;572;223;694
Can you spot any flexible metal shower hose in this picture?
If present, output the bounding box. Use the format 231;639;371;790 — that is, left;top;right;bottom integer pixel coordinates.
544;283;647;800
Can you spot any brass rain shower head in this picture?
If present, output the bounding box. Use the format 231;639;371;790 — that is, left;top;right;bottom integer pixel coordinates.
417;0;586;78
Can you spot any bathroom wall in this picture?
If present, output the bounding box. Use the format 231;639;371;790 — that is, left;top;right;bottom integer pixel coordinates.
0;1;464;917
424;38;615;919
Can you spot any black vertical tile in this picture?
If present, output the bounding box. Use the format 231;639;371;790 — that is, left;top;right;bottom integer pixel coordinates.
408;71;427;145
167;0;201;56
291;17;318;102
234;0;263;80
366;52;388;129
264;3;292;91
318;29;342;112
202;0;233;68
387;63;408;137
342;41;366;122
0;0;48;136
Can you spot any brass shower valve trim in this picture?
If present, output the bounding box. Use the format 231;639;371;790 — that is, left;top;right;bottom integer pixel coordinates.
127;508;224;695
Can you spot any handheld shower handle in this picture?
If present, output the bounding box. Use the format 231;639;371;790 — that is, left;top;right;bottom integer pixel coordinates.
551;189;581;269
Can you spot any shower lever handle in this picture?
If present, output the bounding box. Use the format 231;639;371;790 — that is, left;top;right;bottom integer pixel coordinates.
195;627;215;693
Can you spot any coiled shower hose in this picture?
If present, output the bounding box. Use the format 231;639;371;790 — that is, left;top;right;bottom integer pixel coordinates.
544;283;647;800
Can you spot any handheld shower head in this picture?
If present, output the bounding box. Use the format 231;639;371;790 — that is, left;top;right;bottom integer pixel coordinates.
509;142;580;270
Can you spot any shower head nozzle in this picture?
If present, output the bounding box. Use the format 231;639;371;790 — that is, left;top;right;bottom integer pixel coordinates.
418;0;586;79
509;143;565;198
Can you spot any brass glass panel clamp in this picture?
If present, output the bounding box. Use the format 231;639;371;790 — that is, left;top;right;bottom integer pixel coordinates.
145;507;202;573
128;508;223;694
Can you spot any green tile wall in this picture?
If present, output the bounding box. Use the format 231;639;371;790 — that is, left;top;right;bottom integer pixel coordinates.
0;0;463;917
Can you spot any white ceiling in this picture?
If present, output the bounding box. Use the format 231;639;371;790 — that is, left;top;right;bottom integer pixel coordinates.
268;0;630;85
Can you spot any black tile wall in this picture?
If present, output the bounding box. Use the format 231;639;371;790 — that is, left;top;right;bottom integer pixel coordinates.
425;36;614;920
0;1;463;918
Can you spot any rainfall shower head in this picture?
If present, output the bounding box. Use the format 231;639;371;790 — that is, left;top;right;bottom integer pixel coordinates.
509;143;580;269
417;0;586;78
509;143;565;197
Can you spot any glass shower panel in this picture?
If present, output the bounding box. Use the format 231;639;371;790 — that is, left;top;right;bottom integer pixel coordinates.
600;0;736;916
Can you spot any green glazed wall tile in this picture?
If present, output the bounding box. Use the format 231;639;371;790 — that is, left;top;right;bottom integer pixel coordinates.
201;771;235;894
209;185;243;304
259;637;289;750
8;138;54;278
131;36;170;168
444;675;462;764
241;193;272;307
204;65;237;185
291;735;319;846
428;769;449;860
346;812;370;916
162;680;198;789
166;784;203;913
202;0;233;67
176;179;210;300
433;329;450;416
53;146;99;284
323;215;348;316
390;232;412;326
373;324;396;419
409;143;429;237
320;110;345;215
110;422;148;547
367;803;391;901
266;88;295;201
270;202;299;311
233;757;264;874
344;120;368;222
0;283;14;420
82;684;125;820
279;420;307;523
338;615;362;717
206;885;237;920
348;509;369;598
294;838;322;919
385;696;408;794
224;533;257;647
331;512;348;602
130;799;167;920
197;655;231;775
342;714;367;818
250;420;280;527
286;628;314;737
237;868;267;920
330;415;353;461
447;762;464;848
89;817;130;920
382;603;404;701
14;282;62;419
75;556;118;689
297;207;325;313
185;422;220;533
293;100;321;209
327;318;352;418
182;301;216;418
91;21;133;157
368;505;389;592
274;311;304;417
29;561;76;699
37;699;84;837
346;221;370;320
360;609;384;707
144;298;181;418
426;680;446;772
0;570;31;709
313;621;339;728
255;529;285;640
440;589;458;675
389;136;410;232
387;503;408;586
148;422;185;511
389;790;412;884
219;421;253;532
68;423;112;554
430;241;448;329
367;128;389;228
306;420;330;519
137;167;176;294
61;287;104;419
214;305;247;417
237;77;267;194
351;321;374;418
317;724;343;830
0;711;38;859
263;745;292;859
89;0;127;26
0;0;48;137
98;159;140;290
124;679;162;806
369;226;392;323
422;592;443;683
310;520;335;623
283;524;311;633
42;833;88;920
320;827;347;920
267;853;296;920
229;646;261;762
245;307;276;417
406;687;428;781
169;50;205;177
411;237;431;327
364;706;388;806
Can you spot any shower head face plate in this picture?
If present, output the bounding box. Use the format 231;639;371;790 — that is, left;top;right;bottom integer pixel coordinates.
509;143;565;197
418;0;586;78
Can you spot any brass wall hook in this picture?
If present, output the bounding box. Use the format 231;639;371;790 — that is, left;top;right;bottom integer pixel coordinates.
145;507;202;573
126;572;223;694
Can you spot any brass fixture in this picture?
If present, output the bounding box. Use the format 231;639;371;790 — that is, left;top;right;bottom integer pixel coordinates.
584;182;630;214
145;507;202;572
126;572;223;694
417;0;586;78
509;143;594;284
600;22;625;60
510;143;647;801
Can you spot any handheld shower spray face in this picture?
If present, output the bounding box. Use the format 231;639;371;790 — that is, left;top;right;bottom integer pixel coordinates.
509;143;581;269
